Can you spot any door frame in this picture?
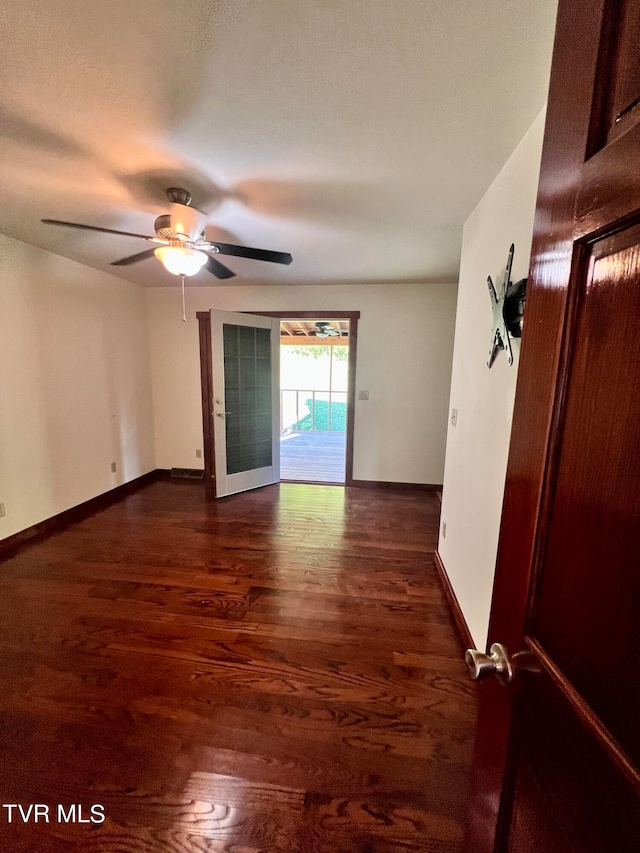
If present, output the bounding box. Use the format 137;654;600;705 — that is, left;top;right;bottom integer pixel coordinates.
197;310;360;486
197;310;215;481
250;310;360;487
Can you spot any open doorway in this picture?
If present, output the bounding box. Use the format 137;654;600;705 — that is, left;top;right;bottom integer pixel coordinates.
198;310;359;489
279;319;349;484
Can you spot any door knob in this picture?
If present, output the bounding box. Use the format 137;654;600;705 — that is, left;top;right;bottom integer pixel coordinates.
465;642;514;686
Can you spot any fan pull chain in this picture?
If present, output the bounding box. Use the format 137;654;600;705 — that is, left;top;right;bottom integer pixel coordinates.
181;274;187;322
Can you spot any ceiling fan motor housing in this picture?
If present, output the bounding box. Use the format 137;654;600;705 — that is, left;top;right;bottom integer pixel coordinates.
166;187;192;206
154;214;173;241
169;203;208;243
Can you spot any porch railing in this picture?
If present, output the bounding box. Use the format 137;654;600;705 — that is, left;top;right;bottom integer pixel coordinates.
280;389;347;433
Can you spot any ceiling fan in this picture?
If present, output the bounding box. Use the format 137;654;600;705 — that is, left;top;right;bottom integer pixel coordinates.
41;187;293;281
313;321;344;338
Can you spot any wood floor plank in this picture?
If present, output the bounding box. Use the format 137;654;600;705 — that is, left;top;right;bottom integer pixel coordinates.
0;481;476;851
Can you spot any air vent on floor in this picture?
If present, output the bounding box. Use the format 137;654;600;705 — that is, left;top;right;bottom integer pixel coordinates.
170;468;204;479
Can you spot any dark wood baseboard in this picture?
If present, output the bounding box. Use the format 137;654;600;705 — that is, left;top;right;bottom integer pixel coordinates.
350;479;442;492
433;549;475;651
0;470;161;559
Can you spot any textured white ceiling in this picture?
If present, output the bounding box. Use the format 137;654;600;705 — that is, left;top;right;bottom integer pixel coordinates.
0;0;557;287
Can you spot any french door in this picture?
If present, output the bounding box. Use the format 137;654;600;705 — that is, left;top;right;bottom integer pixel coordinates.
210;311;280;498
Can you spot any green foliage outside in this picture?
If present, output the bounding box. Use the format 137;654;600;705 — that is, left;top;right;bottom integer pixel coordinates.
293;399;346;432
287;345;348;361
281;344;348;432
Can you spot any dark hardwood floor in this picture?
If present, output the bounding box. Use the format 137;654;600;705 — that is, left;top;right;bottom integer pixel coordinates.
0;480;477;852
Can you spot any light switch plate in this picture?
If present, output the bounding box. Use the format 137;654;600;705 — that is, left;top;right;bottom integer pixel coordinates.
359;390;369;400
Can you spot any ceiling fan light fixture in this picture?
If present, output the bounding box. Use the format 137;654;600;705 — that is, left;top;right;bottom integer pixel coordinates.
154;246;207;277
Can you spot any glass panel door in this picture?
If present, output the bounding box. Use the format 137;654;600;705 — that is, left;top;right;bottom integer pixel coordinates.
211;312;280;497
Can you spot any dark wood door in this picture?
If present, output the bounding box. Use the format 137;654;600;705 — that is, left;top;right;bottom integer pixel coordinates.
466;1;640;850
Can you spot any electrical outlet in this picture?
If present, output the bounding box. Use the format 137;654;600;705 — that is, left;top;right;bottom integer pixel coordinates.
110;462;117;473
450;408;458;427
0;503;5;518
358;390;369;400
196;449;202;459
442;521;447;539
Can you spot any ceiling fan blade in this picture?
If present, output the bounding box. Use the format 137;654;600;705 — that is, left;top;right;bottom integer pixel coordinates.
111;248;158;267
205;255;236;279
42;218;158;242
211;242;293;265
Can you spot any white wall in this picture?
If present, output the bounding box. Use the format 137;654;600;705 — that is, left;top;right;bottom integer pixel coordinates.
438;108;546;650
0;234;155;540
146;283;457;484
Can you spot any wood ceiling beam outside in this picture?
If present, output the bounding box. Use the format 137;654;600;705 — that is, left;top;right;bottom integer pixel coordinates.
280;334;349;345
281;320;352;336
280;321;296;336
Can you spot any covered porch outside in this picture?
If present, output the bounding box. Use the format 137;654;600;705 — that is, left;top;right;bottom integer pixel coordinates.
279;321;350;484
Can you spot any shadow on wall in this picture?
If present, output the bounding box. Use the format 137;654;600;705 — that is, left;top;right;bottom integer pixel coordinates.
29;248;153;514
